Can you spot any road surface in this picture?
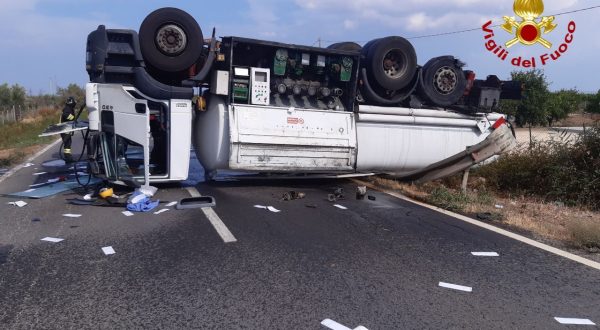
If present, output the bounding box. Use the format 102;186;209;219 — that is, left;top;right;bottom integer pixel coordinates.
1;139;599;329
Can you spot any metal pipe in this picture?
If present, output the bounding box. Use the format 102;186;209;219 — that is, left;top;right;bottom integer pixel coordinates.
357;113;480;127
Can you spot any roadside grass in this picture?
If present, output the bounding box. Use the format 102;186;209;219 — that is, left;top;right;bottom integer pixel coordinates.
0;108;60;167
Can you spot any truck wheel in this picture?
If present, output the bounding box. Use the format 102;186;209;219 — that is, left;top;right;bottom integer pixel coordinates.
327;42;362;52
139;7;204;73
418;56;467;107
365;36;417;91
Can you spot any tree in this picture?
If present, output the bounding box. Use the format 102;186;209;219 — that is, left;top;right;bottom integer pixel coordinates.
510;70;550;126
56;83;85;108
10;84;26;107
0;83;10;107
586;90;600;114
545;89;581;126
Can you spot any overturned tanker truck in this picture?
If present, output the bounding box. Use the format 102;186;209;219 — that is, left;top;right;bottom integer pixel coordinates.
80;7;520;185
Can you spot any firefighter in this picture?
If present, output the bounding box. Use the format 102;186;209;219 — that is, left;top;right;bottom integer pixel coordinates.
60;97;77;162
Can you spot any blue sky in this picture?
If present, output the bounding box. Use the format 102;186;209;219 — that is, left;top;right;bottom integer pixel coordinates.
1;0;599;94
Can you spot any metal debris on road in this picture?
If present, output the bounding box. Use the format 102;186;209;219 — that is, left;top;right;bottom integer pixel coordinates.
102;246;116;255
122;211;134;217
356;186;367;200
41;237;64;243
554;317;595;325
62;214;82;218
153;208;169;215
8;201;27;207
282;191;305;201
438;281;472;292
333;204;347;210
471;252;500;257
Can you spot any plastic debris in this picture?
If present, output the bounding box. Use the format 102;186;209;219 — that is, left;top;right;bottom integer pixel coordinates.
41;237;64;243
102;246;116;255
83;193;93;201
267;206;281;213
282;191;305;201
356;186;367;200
139;185;158;197
153;208;169;215
126;190;159;212
63;214;82;218
8;201;28;207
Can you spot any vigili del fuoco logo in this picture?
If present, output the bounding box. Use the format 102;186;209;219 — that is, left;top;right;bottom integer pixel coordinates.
482;0;576;68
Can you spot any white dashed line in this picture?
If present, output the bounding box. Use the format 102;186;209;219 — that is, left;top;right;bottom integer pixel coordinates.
352;179;600;271
554;317;595;325
438;282;472;292
153;208;169;215
471;252;500;257
41;237;64;243
186;187;237;243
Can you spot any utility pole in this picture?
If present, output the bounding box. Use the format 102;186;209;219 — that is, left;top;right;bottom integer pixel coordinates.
318;37;321;48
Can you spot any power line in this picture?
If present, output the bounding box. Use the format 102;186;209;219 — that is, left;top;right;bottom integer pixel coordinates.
312;4;600;45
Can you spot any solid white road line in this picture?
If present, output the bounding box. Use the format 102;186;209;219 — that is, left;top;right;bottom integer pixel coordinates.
0;138;61;185
438;281;473;292
352;179;600;271
471;252;500;257
554;317;596;325
186;186;237;243
321;319;369;330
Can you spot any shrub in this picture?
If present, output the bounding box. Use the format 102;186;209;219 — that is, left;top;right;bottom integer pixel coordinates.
476;125;600;209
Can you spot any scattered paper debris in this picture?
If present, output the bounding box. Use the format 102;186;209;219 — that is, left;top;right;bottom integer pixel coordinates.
23;163;35;168
62;214;82;218
8;201;28;207
122;211;134;217
41;237;64;243
166;201;178;207
102;246;116;255
267;206;281;213
471;252;500;257
554;317;595;325
333;204;347;210
153;208;169;215
495;204;504;209
439;282;472;292
254;205;267;209
33;172;47;176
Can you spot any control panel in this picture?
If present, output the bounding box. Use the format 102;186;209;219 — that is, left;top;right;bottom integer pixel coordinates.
250;68;270;105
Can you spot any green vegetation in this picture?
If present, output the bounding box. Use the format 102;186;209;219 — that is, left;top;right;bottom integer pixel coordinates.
499;70;586;127
0;83;27;108
476;125;600;210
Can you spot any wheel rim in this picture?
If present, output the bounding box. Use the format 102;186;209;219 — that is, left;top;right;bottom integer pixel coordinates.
382;49;407;80
155;24;187;56
433;66;457;95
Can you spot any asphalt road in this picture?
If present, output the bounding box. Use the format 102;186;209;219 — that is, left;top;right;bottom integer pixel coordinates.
1;139;599;329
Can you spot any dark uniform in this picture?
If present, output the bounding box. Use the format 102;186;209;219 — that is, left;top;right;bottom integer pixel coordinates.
60;97;76;162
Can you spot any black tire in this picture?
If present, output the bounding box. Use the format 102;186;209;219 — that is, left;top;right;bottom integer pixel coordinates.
327;42;362;52
365;36;417;91
139;7;203;73
418;56;467;107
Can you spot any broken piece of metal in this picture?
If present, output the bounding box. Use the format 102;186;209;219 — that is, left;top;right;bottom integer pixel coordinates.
176;196;216;209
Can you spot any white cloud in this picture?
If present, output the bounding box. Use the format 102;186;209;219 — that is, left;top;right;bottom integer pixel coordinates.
343;19;357;30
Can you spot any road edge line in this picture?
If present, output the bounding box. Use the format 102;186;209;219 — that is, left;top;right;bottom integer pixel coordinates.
185;186;237;243
352;179;600;271
0;138;61;185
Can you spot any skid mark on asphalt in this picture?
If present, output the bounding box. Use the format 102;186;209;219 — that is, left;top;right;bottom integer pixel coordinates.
185;187;237;243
